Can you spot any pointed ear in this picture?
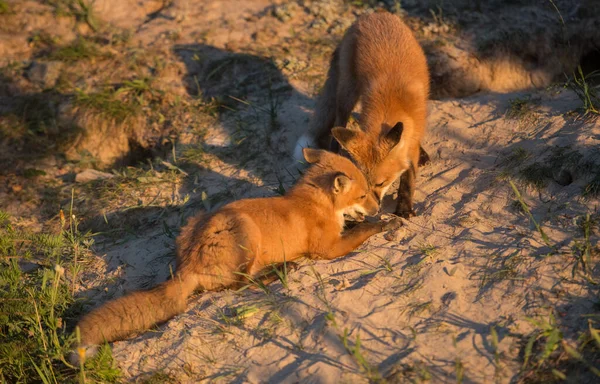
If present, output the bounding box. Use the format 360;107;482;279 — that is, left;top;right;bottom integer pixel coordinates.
384;122;404;147
303;148;326;164
333;172;352;195
332;127;360;153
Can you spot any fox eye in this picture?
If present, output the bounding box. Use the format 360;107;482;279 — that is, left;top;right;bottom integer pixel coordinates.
360;194;367;199
375;181;385;188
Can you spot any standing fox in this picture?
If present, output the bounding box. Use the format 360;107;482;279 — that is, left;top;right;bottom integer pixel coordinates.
72;149;400;362
294;12;430;218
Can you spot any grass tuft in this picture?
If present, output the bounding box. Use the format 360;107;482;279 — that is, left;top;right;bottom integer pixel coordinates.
0;201;120;383
74;88;140;121
566;66;600;115
509;181;552;248
583;173;600;198
48;38;102;63
507;97;533;120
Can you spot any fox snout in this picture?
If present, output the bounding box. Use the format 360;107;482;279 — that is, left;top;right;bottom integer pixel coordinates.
363;194;380;217
344;194;380;222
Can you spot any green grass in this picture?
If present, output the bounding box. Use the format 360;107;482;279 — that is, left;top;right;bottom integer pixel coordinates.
73;76;166;122
46;0;98;31
0;0;10;14
571;214;597;280
583;173;600;198
180;144;208;165
455;357;464;384
509;181;552;248
404;300;433;319
340;328;382;382
471;250;525;295
517;162;550;190
507;97;533;120
0;204;121;383
72;0;98;31
48;38;102;63
566;66;600;115
519;312;600;382
500;147;531;167
74;88;140;121
419;243;437;258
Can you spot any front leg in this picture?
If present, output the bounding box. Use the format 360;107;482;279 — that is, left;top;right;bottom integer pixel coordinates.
320;219;402;260
395;162;416;218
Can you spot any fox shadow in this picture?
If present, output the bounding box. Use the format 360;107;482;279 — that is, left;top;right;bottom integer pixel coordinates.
69;44;316;321
173;43;313;190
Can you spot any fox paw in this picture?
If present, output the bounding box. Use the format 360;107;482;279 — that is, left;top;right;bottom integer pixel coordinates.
395;207;415;219
381;218;403;232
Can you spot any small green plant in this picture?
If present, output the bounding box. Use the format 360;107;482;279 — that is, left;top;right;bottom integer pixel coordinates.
507;97;532;119
271;253;290;289
49;38;102;62
115;77;161;105
572;213;596;279
561;340;600;377
523;313;563;369
419;242;437;258
509;181;552;248
517;162;550;190
566;66;600;115
500;147;531;167
360;254;395;276
455;357;464;384
340;328;382;381
491;326;502;381
74;87;140;120
273;176;286;196
472;250;524;293
583;173;600;197
235;269;271;295
404;300;433;318
230;304;260;322
48;0;98;31
181;144;208;165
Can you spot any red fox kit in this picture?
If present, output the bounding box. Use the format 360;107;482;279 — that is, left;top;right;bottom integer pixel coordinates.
72;148;400;362
294;12;430;218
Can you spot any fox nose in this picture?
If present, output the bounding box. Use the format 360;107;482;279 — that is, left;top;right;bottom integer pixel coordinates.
371;201;381;216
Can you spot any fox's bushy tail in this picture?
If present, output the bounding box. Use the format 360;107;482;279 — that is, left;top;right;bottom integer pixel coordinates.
73;273;197;361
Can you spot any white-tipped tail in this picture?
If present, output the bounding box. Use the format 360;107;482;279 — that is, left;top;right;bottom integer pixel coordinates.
293;133;316;162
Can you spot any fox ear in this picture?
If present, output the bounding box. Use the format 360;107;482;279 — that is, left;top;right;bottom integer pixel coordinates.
332;127;361;155
303;148;326;164
333;173;352;195
384;122;404;147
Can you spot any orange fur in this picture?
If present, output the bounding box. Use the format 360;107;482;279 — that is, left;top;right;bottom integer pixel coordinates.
72;149;398;363
301;12;430;217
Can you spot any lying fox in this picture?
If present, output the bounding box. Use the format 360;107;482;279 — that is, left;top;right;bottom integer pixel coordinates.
72;148;400;362
294;12;430;218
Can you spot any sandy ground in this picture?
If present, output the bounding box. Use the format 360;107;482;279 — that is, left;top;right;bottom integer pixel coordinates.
105;84;600;384
2;0;600;383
